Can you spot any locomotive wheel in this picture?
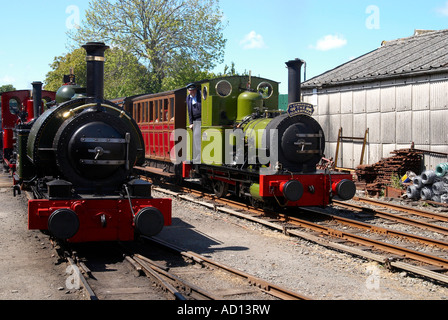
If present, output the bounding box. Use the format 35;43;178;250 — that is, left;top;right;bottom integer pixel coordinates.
212;180;228;198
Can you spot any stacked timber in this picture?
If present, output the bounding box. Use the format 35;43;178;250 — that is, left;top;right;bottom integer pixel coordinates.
355;149;422;195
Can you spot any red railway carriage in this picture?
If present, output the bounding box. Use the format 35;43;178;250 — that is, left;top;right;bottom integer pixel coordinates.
118;89;187;176
1;84;55;171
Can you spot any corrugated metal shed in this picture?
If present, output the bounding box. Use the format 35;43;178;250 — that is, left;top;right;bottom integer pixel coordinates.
302;29;448;171
303;29;448;89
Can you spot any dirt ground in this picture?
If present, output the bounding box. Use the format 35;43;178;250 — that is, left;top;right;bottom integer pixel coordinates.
154;189;448;300
0;173;82;300
1;170;448;301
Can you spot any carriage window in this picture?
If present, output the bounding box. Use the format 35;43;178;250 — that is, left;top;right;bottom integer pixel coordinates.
169;98;174;121
149;101;154;121
9;98;20;115
133;103;137;120
138;103;142;122
163;99;168;121
155;100;159;122
145;101;149;122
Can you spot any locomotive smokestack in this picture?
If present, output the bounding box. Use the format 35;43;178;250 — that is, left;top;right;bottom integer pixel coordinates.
285;59;305;104
32;81;43;118
82;42;109;101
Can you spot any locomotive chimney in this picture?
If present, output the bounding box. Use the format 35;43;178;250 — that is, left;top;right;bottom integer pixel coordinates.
285;58;305;104
82;42;109;101
32;81;43;118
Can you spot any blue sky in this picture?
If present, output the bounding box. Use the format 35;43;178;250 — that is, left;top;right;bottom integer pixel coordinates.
1;0;448;93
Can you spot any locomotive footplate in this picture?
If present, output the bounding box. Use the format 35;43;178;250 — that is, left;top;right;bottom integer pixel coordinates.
28;196;172;242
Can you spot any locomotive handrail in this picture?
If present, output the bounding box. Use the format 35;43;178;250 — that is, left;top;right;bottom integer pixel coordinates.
62;103;131;120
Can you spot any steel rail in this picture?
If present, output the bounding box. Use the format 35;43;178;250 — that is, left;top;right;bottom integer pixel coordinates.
66;256;98;300
283;208;448;269
191;186;448;252
131;254;218;300
151;185;448;283
144;236;311;300
201;187;448;266
348;196;448;222
50;239;99;300
332;200;448;236
135;257;187;300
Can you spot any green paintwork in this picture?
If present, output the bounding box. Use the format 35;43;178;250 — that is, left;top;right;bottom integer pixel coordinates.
185;75;280;165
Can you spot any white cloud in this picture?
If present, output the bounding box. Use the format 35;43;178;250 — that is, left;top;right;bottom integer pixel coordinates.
437;1;448;16
240;31;267;50
310;34;347;51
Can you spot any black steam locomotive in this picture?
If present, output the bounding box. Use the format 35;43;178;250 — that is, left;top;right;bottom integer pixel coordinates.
12;42;171;242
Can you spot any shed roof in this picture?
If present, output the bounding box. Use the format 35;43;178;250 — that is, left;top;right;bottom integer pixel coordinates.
302;29;448;89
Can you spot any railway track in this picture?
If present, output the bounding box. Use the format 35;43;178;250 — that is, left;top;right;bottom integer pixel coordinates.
152;184;448;285
333;198;448;236
129;237;310;300
55;237;310;300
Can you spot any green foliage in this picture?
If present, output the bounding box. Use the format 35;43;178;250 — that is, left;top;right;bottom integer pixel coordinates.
104;47;152;98
160;55;215;91
0;84;16;94
68;0;227;92
44;47;152;99
389;174;403;189
45;48;86;92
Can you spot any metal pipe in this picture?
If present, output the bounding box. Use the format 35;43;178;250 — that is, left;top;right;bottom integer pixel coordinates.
82;42;109;101
432;181;447;195
406;185;420;200
413;176;423;189
421;170;437;185
32;81;42;119
285;58;305;104
436;162;448;177
420;186;433;201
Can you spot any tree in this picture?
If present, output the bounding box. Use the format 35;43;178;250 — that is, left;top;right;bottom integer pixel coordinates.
44;47;152;99
160;55;215;91
0;84;16;94
68;0;227;92
45;48;86;92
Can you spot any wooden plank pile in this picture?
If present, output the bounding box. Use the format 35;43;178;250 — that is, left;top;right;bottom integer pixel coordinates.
355;148;423;195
